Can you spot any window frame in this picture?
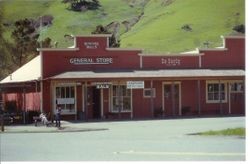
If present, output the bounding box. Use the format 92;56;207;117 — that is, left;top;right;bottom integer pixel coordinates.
206;81;227;103
111;85;132;113
54;83;77;115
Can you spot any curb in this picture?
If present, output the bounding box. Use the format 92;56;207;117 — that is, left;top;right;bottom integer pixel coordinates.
0;128;109;134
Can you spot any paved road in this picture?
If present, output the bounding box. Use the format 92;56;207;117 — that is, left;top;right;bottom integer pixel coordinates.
0;117;245;161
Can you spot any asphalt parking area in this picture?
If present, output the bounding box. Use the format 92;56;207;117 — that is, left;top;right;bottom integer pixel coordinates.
0;116;245;161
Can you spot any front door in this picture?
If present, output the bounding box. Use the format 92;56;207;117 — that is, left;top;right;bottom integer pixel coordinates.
229;82;244;115
92;87;101;119
163;82;181;116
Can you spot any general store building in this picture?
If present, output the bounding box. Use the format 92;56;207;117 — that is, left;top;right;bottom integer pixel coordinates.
0;34;245;121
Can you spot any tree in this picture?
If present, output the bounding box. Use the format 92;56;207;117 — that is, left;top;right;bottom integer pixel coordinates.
92;25;120;47
0;8;12;80
40;37;53;48
11;19;40;67
62;0;101;11
232;24;245;34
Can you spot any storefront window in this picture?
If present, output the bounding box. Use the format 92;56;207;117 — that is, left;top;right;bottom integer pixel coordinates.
206;82;227;103
56;85;76;113
112;85;131;112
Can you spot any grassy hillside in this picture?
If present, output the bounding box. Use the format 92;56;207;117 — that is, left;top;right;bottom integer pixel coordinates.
121;0;245;53
1;0;245;53
1;0;144;47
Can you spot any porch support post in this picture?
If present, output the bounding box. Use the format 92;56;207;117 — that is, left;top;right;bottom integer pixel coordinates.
100;88;104;119
228;82;231;114
84;81;88;121
150;80;154;118
171;82;175;116
22;86;26;124
118;81;121;119
219;80;223;115
197;80;201;115
40;80;43;113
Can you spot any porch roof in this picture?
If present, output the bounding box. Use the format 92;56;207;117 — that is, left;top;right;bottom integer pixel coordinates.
49;69;245;80
0;55;41;84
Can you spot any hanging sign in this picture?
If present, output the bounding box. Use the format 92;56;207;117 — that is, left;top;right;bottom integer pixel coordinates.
91;82;112;89
127;81;144;89
96;84;110;89
57;98;75;104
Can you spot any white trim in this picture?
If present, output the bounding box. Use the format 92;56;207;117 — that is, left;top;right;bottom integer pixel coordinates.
199;48;228;51
73;36;77;48
140;55;143;68
37;48;79;51
223;35;245;39
106;48;142;51
76;34;112;37
106;37;109;48
138;53;203;57
162;81;182;116
199;55;202;68
221;35;226;48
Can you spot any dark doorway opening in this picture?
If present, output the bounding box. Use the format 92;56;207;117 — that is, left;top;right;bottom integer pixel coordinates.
92;87;101;119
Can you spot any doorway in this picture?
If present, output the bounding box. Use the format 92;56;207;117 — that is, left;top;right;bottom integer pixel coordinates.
92;87;101;119
163;82;181;116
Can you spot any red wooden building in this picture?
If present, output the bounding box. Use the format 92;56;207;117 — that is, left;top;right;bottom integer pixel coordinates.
0;34;245;121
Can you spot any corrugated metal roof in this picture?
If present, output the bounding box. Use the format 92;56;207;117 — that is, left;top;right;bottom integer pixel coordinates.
0;55;41;84
50;69;244;79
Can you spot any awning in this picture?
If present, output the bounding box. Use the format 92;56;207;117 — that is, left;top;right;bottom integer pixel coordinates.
49;69;245;80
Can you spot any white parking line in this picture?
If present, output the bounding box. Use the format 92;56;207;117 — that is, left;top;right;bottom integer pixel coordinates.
114;150;245;157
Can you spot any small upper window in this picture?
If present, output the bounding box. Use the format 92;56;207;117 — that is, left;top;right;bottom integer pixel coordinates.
143;88;156;98
230;82;243;92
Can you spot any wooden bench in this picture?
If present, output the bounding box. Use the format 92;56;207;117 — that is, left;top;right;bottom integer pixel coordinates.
33;116;41;126
105;112;117;119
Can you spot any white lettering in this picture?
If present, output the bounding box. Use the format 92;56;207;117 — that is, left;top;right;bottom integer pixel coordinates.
84;42;99;49
161;58;181;66
127;81;144;89
70;57;113;65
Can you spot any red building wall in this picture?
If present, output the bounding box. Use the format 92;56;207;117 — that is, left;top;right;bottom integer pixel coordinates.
42;36;142;79
201;37;245;69
142;56;200;69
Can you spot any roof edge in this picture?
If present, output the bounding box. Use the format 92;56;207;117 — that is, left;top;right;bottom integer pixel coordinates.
37;48;79;51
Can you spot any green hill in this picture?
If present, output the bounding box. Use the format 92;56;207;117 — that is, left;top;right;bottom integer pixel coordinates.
121;0;245;53
0;0;245;53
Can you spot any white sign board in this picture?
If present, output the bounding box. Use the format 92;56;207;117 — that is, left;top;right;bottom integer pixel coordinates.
127;81;144;89
96;84;110;89
91;82;112;89
57;98;75;104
